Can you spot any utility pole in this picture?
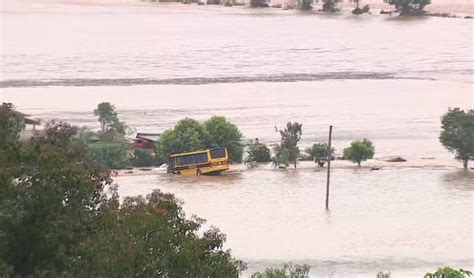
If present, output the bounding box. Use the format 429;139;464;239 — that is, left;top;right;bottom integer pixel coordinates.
325;125;333;210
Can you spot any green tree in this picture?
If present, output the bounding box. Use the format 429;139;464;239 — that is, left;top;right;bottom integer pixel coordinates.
272;144;290;169
424;267;472;278
0;113;243;277
306;142;335;167
85;139;132;169
439;108;474;169
247;140;272;162
94;102;126;135
279;122;303;169
297;0;313;10
131;149;161;167
155;118;207;161
204;116;243;162
343;139;375;166
155;117;244;163
251;263;310;278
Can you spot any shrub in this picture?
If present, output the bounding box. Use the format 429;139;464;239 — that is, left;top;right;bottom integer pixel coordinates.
131;149;161;167
306;142;335;167
343;139;375;166
247;141;271;162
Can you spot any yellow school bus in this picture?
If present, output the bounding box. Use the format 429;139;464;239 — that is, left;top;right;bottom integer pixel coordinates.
169;147;230;176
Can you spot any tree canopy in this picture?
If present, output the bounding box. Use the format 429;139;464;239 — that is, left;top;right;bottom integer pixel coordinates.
156;116;243;162
343;138;375;166
94;102;126;136
247;140;272;162
439;108;474;169
306;142;335;167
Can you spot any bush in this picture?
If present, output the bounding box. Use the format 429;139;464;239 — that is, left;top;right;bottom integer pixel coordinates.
247;141;271;162
306;142;335;167
131;149;161;167
343;139;375;166
86;139;132;169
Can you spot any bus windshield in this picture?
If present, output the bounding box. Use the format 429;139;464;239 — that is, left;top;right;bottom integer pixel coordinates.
210;148;226;159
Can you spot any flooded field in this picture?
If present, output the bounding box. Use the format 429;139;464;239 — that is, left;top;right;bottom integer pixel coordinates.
115;168;474;277
1;1;473;276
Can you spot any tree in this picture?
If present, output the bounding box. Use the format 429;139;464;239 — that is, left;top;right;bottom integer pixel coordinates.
384;0;431;15
306;142;335;167
155;117;244;163
297;0;313;10
155;118;207;161
85;138;132;169
0;113;243;276
343;139;375;166
93;102;126;135
315;0;342;12
251;263;310;278
272;144;290;169
439;108;474;169
204;116;243;162
424;267;472;278
279;122;303;169
247;140;271;162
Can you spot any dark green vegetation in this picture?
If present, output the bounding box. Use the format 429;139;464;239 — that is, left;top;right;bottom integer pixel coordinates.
306;142;335;167
424;267;472;278
439;108;474;169
275;122;303;169
0;104;243;277
251;263;310;278
343;139;375;166
156;116;243;162
297;0;313;10
94;102;127;135
384;0;431;15
246;139;272;162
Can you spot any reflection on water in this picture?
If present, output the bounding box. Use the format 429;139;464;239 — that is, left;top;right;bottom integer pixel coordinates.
115;168;474;277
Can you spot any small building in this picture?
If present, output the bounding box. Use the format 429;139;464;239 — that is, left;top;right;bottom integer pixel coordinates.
132;132;161;152
1;103;42;140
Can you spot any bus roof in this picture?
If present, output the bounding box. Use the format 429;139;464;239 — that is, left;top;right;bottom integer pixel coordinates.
169;147;225;158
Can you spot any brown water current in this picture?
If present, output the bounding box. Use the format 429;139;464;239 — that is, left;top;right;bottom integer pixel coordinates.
1;1;474;276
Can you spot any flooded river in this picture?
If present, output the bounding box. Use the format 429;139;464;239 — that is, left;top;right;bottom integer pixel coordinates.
1;1;473;276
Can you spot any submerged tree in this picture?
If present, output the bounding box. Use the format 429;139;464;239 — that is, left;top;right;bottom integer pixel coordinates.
351;0;370;14
439;108;474;169
315;0;342;12
297;0;313;10
343;138;375;166
247;139;272;162
383;0;431;15
278;122;303;169
306;142;335;167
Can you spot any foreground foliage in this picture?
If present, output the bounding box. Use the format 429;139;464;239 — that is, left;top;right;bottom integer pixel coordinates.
0;107;242;277
343;138;375;166
251;263;310;278
439;108;474;169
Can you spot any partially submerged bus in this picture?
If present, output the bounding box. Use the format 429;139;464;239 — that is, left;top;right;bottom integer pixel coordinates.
169;147;230;176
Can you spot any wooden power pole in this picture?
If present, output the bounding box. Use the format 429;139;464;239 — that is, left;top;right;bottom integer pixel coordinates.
325;125;333;210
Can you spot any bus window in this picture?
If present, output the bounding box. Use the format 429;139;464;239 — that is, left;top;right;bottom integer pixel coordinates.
210;148;226;159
